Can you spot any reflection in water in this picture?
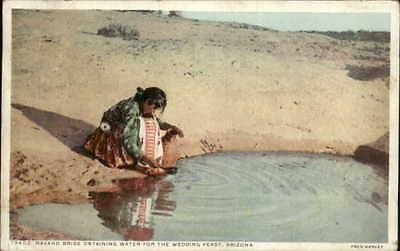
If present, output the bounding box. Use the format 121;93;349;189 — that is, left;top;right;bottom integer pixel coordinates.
89;177;176;241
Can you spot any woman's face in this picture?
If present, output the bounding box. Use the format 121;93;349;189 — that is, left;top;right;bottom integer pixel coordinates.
142;99;156;115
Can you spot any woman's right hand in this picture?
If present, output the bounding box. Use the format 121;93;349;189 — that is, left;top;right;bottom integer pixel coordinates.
142;155;161;168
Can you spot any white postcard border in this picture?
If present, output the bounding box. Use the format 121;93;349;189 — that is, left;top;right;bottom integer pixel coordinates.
1;1;398;251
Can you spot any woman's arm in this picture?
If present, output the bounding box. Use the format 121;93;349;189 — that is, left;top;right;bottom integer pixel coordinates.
157;118;184;137
122;103;143;160
157;119;173;130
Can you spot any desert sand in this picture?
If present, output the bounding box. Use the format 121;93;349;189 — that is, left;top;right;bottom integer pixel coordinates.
8;10;390;239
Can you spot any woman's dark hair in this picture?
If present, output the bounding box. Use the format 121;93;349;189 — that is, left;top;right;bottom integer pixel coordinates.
134;87;167;112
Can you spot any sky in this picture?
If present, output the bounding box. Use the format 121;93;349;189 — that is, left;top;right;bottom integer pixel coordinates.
179;12;390;32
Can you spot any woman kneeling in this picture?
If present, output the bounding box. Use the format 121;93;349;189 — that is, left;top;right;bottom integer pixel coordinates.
84;87;184;175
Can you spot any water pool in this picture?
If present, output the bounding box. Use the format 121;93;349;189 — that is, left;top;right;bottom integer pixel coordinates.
17;152;387;242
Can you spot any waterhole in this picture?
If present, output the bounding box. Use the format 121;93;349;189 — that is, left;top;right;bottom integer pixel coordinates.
17;152;387;242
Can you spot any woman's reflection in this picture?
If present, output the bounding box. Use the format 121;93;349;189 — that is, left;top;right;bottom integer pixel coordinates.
89;177;176;240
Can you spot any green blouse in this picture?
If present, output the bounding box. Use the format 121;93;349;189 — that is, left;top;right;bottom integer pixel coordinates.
101;97;143;160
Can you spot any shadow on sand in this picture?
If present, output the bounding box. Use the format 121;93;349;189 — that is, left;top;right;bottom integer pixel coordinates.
12;103;97;155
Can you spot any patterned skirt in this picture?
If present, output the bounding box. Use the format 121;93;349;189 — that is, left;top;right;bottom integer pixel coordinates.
84;125;179;169
84;125;136;169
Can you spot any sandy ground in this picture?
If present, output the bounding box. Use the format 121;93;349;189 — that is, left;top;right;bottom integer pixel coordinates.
7;10;390;239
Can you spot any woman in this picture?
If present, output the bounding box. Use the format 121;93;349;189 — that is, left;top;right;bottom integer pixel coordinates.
84;87;184;175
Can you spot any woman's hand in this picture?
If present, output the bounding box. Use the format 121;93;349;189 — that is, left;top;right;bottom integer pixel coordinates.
171;126;184;138
141;155;161;168
148;158;161;168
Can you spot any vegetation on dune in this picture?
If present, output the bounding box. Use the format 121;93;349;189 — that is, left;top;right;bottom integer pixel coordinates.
97;24;140;41
302;30;390;43
345;64;390;81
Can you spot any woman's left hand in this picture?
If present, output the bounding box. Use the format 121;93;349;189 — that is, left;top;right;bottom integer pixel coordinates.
172;126;184;138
